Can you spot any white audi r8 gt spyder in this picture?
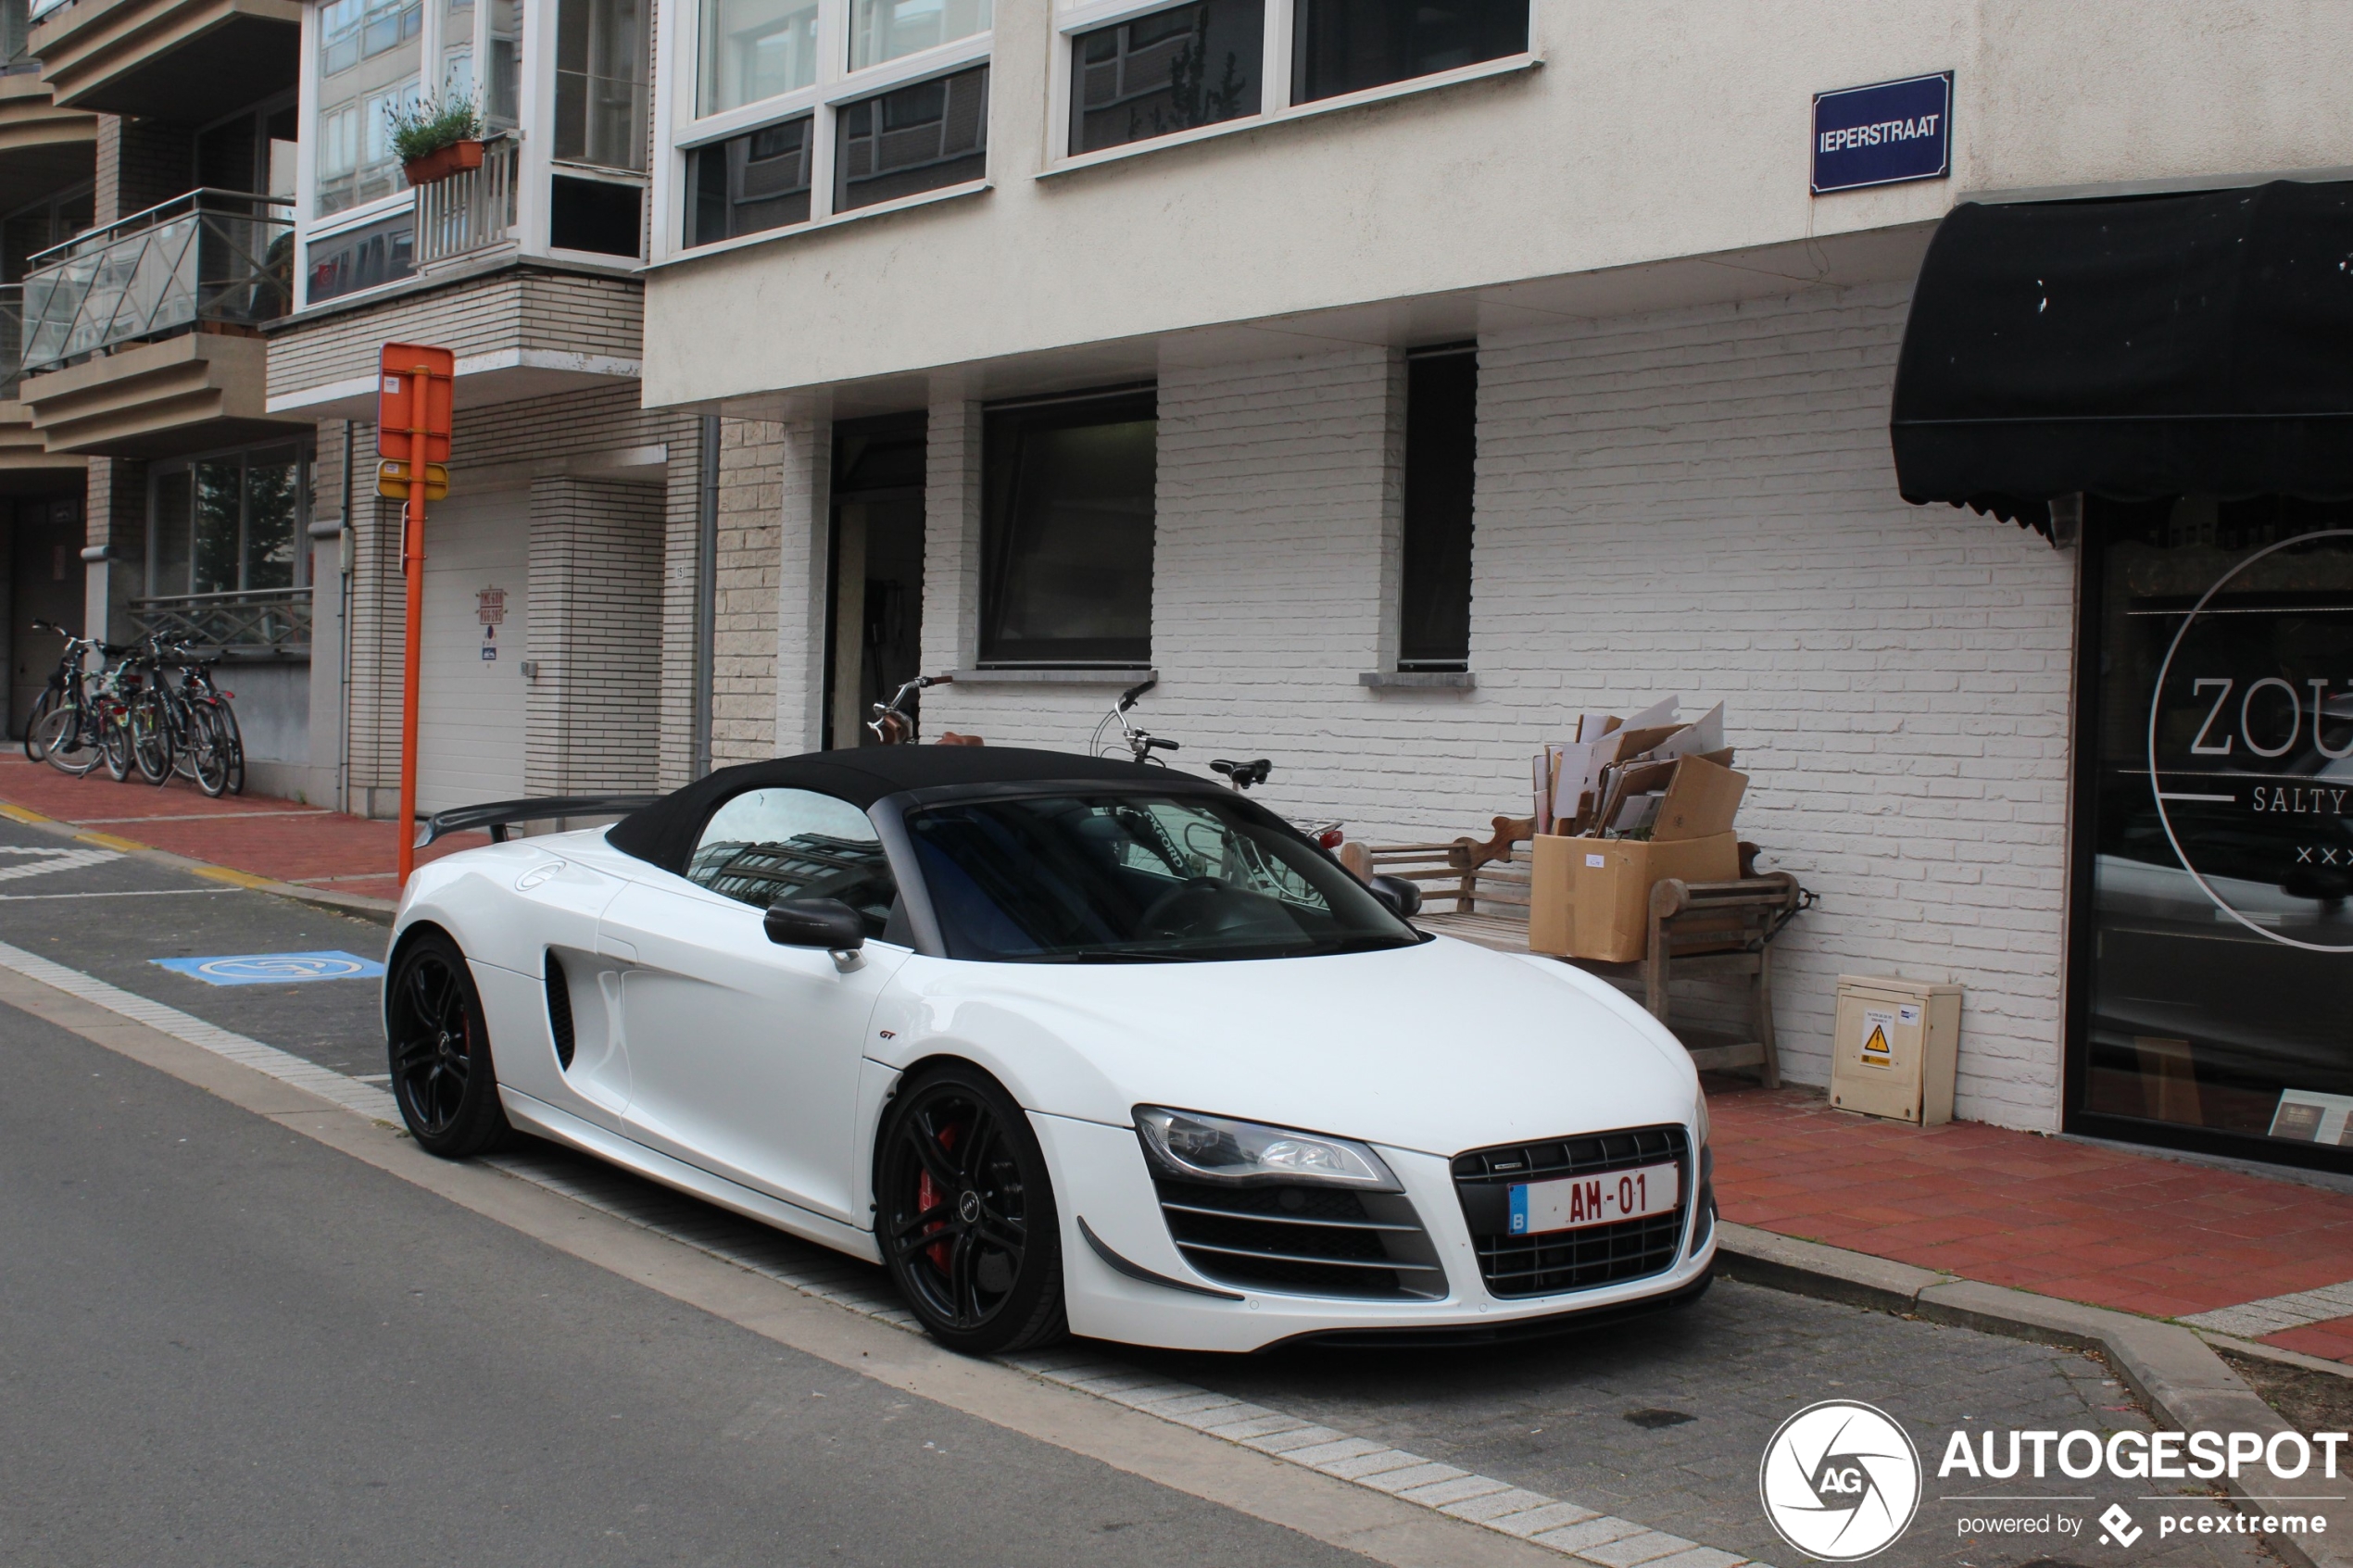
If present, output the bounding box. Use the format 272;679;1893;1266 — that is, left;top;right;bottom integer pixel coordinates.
385;747;1717;1354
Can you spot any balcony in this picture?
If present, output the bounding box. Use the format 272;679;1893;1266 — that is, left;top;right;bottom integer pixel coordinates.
18;189;309;456
29;0;297;122
22;187;292;372
415;135;519;268
0;68;96;196
131;585;310;656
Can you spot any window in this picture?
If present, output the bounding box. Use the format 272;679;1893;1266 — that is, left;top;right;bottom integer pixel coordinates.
672;0;992;250
550;174;643;255
1292;0;1529;104
556;0;650;169
315;0;423;215
485;0;522;129
306;212;416;303
848;0;988;71
687;786;899;935
1398;347;1477;671
837;62;987;211
3;183;93;283
980;389;1156;667
1070;0;1262;155
698;0;817;115
686;115;812;245
199;97;300;198
146;445;310;598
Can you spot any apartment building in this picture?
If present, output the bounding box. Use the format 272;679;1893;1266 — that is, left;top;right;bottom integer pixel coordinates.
624;1;2353;1175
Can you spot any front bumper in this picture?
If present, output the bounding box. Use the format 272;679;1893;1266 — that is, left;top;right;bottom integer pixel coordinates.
1033;1111;1718;1354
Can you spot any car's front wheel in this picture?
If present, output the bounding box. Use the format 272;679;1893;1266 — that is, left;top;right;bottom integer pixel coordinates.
875;1065;1066;1355
387;930;511;1159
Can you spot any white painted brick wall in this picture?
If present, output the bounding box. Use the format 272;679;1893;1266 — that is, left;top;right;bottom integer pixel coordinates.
917;282;2075;1130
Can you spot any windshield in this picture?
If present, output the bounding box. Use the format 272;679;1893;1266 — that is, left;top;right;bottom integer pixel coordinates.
903;792;1422;962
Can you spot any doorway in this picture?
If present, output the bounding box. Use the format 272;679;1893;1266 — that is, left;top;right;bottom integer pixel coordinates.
824;413;925;749
417;486;529;811
9;493;83;738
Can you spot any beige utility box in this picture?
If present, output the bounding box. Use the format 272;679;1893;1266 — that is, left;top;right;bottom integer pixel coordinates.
1829;975;1963;1125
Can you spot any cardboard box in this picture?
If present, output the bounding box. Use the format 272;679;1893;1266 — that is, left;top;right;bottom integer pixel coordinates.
1654;754;1747;842
1529;831;1741;961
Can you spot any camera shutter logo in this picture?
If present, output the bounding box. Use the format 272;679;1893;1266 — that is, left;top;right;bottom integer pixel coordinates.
1757;1400;1921;1561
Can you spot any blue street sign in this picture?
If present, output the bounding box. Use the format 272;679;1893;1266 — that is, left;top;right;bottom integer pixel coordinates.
152;950;387;986
1811;72;1952;194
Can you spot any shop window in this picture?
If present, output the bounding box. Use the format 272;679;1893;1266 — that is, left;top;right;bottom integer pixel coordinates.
1398;346;1476;671
849;0;989;72
1291;0;1528;105
685;116;812;246
307;212;415;304
980;388;1156;667
2075;497;2353;1165
550;174;643;256
146;445;309;599
698;0;817;116
1071;0;1263;156
837;63;988;211
555;0;649;170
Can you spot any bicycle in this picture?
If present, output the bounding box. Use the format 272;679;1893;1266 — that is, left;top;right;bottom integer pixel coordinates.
867;672;953;745
23;621;113;777
1089;679;1345;850
149;641;241;797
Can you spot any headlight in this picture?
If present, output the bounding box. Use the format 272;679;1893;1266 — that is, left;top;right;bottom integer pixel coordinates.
1134;1107;1400;1190
1693;1086;1712;1152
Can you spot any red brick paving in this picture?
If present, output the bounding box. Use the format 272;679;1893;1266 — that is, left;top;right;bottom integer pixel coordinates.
1710;1083;2353;1348
0;755;484;897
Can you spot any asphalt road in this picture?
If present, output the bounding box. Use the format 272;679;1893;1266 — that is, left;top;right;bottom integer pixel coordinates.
0;812;2284;1568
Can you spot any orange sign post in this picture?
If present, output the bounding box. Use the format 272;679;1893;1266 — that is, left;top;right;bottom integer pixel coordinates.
379;342;454;889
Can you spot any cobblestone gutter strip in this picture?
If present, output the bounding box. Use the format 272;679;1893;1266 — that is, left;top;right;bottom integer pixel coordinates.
1715;1223;2353;1568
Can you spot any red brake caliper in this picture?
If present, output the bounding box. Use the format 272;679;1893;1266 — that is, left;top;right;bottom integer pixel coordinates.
916;1122;959;1272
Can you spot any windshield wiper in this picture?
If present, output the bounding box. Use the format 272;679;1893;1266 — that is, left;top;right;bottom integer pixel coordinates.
1012;947;1194;964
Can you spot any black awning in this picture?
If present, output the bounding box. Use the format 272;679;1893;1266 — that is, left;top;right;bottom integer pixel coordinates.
1891;179;2353;532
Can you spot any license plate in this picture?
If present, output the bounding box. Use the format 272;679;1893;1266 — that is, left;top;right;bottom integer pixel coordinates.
1508;1161;1680;1236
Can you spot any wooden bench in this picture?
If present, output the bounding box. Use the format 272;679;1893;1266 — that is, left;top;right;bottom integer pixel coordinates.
1344;822;1804;1086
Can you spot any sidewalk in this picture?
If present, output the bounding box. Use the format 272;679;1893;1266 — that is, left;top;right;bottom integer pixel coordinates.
8;755;2353;1367
1710;1083;2353;1363
0;755;483;909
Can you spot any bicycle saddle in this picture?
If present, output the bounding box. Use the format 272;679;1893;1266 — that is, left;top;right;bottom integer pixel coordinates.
1210;758;1273;789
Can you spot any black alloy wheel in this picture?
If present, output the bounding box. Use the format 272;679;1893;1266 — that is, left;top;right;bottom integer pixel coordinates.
386;930;511;1158
875;1066;1065;1355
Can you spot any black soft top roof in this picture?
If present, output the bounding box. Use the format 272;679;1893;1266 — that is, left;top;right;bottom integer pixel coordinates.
605;746;1189;875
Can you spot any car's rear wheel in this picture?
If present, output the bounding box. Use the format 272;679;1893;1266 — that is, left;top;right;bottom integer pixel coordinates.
386;930;511;1158
875;1065;1065;1355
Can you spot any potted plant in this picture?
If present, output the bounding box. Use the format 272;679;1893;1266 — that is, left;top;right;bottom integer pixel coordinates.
390;95;486;187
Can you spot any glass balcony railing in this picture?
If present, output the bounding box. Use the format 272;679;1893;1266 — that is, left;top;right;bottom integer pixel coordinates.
0;283;22;399
20;190;295;377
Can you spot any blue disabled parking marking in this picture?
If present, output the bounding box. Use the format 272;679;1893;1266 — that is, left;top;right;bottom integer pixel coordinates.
151;951;387;987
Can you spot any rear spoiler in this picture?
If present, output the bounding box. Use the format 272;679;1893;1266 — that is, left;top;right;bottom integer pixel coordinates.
416;794;663;848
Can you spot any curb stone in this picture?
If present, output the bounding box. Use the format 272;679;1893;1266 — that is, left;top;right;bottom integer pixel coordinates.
1715;1223;2353;1568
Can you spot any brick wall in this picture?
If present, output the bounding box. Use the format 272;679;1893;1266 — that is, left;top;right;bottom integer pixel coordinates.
711;417;783;763
903;282;2074;1130
94;115;191;226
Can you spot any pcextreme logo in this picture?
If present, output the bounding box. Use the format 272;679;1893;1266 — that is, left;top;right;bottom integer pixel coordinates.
1758;1400;1923;1561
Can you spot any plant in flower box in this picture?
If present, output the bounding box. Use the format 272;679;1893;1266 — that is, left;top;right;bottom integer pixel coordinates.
389;95;485;186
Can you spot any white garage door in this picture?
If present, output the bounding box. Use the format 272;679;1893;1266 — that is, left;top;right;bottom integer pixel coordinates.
418;488;528;813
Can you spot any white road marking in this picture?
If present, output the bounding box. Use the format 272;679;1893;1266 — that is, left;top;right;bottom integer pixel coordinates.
2182;1280;2353;1337
0;847;120;883
0;888;222;901
0;939;1768;1568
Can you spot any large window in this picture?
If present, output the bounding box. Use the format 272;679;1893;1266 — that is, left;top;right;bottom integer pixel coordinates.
306;212;415;303
146;445;310;598
1070;0;1263;156
1398;346;1477;671
315;0;422;216
1053;0;1528;158
556;0;650;169
980;389;1156;668
671;0;991;251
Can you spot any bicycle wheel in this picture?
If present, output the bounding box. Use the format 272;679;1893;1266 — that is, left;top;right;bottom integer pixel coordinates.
132;691;172;785
99;710;132;782
21;685;57;762
189;706;231;797
29;702;97;776
210;696;245;796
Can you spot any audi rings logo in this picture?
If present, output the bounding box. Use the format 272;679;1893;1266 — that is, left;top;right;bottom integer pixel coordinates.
1758;1401;1922;1562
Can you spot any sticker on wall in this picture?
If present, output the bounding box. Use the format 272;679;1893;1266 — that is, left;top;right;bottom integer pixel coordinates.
1860;1009;1895;1067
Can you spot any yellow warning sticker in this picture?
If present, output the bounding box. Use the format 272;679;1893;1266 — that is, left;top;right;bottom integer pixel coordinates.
1860;1007;1896;1067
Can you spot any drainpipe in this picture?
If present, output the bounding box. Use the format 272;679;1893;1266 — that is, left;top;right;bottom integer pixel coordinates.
691;414;720;779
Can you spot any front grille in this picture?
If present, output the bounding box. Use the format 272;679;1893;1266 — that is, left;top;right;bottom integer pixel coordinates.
1153;1178;1446;1299
1452;1125;1690;1298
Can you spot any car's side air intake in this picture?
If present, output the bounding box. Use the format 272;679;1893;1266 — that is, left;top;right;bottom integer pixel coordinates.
1151;1179;1447;1299
544;952;575;1070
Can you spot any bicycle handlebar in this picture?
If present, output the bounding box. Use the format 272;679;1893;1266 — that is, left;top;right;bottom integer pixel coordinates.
1118;676;1157;711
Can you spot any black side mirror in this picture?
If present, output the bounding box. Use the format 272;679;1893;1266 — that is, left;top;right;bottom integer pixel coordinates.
1368;874;1422;921
765;897;866;951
